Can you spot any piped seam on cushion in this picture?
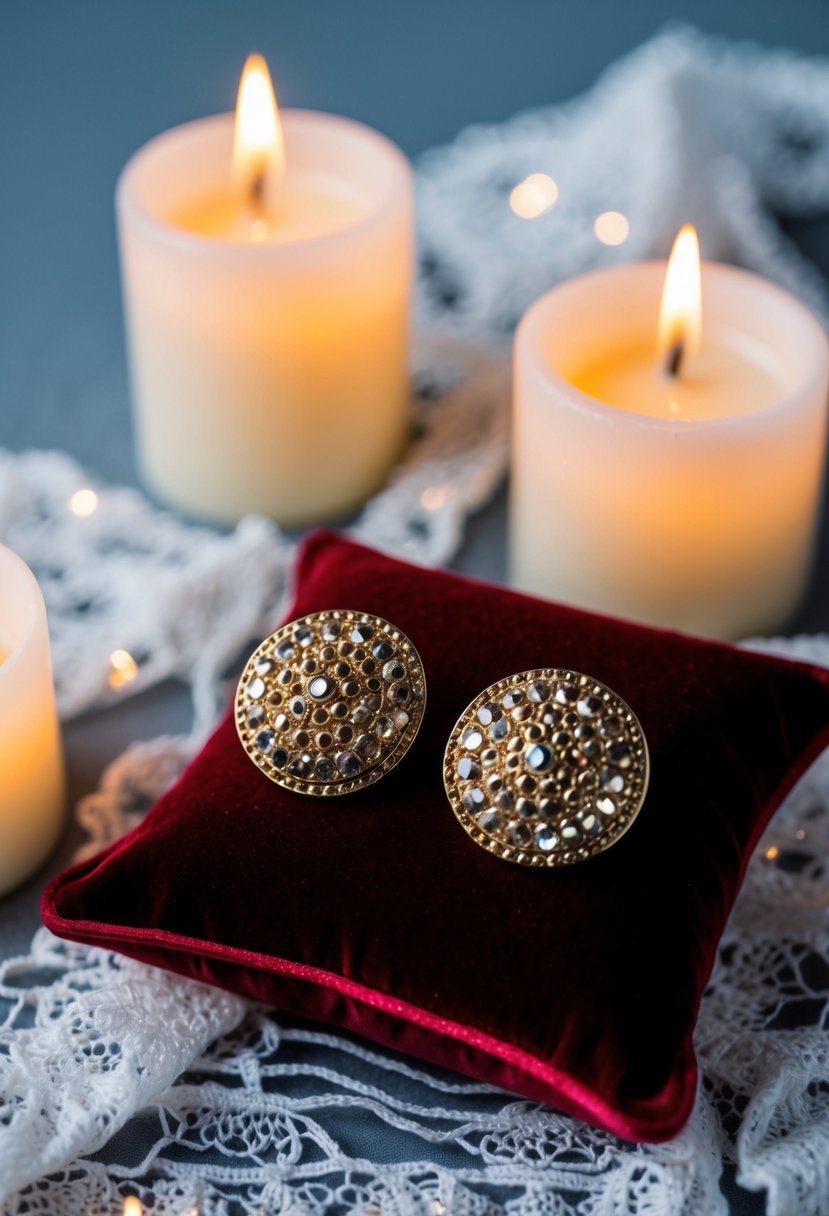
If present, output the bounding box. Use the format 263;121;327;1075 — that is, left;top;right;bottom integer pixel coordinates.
41;871;696;1143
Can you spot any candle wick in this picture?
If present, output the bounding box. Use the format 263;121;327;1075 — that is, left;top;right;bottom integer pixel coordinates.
249;171;267;212
245;171;273;242
665;340;685;379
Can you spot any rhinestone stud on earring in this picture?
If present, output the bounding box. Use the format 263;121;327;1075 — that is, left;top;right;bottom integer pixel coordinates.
236;610;426;796
443;668;649;867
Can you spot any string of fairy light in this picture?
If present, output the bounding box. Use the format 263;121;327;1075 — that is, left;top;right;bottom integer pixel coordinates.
119;1193;448;1214
67;475;454;695
122;1200;199;1216
68;487;140;690
509;171;630;246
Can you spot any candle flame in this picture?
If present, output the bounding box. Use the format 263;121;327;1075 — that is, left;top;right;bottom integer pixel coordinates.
658;224;702;369
232;53;285;203
123;1198;143;1216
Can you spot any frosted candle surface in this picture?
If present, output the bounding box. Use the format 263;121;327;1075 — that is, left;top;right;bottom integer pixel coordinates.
0;546;65;896
118;110;413;527
510;262;829;639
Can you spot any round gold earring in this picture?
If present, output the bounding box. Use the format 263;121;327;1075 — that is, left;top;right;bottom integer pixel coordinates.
236;609;426;796
443;668;649;867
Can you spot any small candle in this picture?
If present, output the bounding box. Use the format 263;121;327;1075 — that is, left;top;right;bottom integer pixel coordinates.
118;55;413;527
511;227;829;638
0;545;64;896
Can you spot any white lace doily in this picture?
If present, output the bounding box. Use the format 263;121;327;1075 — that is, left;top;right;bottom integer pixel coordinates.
3;25;829;1216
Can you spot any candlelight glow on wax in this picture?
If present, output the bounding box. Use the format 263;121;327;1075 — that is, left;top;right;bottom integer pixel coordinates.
571;224;787;420
167;54;367;244
658;224;702;366
232;52;285;203
0;545;65;896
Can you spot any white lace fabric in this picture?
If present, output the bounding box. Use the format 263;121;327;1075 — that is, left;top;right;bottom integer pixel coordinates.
3;25;829;1216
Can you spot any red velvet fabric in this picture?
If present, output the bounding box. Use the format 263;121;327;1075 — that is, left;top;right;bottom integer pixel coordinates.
43;532;829;1143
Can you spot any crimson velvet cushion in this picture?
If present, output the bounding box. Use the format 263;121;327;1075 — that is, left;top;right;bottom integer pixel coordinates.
43;532;829;1142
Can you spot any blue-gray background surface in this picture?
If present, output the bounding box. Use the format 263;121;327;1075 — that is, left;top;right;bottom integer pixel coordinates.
3;5;829;1211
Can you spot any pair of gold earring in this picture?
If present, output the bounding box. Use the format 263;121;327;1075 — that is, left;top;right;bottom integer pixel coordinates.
235;609;649;868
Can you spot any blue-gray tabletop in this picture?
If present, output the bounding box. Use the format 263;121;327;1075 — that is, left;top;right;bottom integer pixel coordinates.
4;3;829;1212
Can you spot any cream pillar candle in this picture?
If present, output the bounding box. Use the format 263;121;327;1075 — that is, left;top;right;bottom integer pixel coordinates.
0;545;64;897
117;56;413;527
511;238;829;639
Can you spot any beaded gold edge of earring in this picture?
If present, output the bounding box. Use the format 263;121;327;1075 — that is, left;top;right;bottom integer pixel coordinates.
443;668;649;867
235;609;426;797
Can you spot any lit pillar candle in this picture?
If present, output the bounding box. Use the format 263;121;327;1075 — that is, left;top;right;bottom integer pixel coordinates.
511;226;829;639
0;545;64;896
118;54;413;527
